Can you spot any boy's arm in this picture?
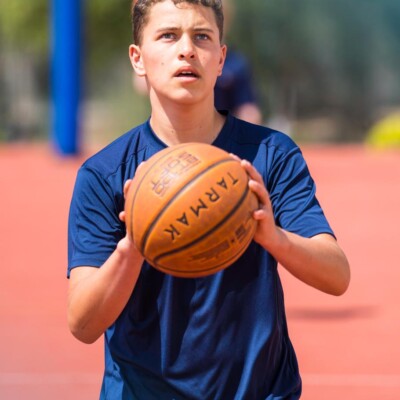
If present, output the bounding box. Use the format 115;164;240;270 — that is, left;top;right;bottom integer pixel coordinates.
68;236;144;344
241;159;350;296
68;179;144;344
265;231;349;296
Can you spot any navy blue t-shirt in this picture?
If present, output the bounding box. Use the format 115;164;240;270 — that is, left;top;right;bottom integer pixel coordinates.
68;114;334;399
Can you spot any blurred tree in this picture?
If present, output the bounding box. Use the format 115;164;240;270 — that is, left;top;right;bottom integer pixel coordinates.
232;0;400;141
0;1;49;139
84;0;132;95
0;2;49;54
1;0;400;142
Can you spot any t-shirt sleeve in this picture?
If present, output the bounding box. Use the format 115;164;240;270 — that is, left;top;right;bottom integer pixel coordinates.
268;146;335;239
67;166;125;277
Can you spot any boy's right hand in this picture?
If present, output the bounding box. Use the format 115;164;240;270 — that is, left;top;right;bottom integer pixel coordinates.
119;178;133;225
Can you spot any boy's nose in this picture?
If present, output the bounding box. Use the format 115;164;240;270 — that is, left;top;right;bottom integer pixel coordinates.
178;36;196;60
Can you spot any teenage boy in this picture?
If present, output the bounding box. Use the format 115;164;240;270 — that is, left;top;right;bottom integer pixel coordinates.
67;1;350;399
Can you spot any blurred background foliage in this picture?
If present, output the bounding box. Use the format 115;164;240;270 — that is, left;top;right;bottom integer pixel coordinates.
1;0;400;146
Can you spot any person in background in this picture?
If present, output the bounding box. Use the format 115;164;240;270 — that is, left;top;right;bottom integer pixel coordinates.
214;0;262;124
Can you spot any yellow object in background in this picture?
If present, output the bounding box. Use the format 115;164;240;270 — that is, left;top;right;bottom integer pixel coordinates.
366;112;400;149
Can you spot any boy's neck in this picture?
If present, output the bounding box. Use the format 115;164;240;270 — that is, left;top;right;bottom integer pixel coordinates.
149;101;226;146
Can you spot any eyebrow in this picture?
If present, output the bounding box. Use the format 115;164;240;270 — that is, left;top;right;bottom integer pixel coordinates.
193;27;215;34
155;26;215;34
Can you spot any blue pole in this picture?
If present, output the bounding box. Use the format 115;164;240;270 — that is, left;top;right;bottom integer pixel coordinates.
51;0;82;155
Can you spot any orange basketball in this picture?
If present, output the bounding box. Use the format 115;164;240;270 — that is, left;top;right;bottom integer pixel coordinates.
124;142;258;278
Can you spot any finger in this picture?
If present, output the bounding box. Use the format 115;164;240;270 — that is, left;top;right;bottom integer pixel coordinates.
229;153;241;162
136;161;146;173
123;179;132;198
249;179;270;205
253;207;268;220
241;159;263;184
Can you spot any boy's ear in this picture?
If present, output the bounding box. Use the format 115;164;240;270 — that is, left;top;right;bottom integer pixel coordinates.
129;44;146;77
217;44;227;77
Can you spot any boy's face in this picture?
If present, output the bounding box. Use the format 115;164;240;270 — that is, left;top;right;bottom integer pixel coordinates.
130;1;226;106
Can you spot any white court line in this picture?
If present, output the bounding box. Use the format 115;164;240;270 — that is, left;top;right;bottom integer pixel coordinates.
0;373;100;385
303;373;400;388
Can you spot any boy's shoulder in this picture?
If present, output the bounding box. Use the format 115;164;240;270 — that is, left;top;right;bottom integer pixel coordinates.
80;120;163;177
227;115;299;155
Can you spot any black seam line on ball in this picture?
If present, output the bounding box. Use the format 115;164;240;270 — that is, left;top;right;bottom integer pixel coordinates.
151;180;251;270
141;157;236;252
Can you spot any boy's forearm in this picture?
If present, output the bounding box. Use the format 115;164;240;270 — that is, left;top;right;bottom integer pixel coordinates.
68;239;144;344
265;229;350;296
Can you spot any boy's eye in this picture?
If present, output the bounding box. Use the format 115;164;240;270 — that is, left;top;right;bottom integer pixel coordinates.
195;33;210;41
160;32;176;40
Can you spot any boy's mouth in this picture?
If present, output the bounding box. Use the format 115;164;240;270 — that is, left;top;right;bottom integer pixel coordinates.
175;68;199;78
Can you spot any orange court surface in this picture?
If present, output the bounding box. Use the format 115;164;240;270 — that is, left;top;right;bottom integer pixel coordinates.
0;143;399;399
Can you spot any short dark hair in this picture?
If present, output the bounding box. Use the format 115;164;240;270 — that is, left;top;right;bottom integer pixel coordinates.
131;0;224;45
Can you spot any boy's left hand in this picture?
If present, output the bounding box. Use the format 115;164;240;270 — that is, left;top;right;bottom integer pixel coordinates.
239;159;280;249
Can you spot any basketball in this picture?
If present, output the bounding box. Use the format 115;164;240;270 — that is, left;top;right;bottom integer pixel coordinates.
124;142;258;278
